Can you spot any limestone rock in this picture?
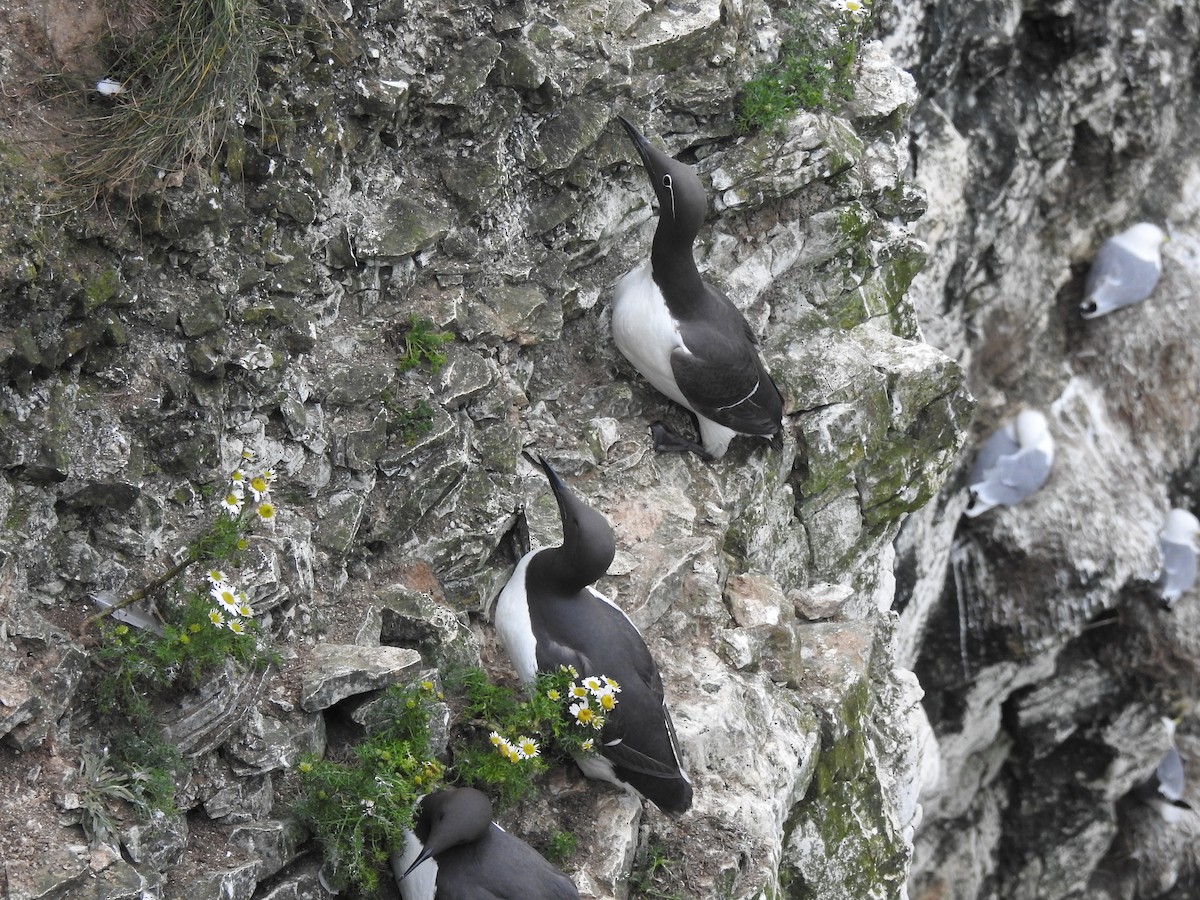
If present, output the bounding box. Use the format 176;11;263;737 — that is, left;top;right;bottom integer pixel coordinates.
161;660;274;758
122;809;189;871
299;644;423;712
374;584;480;670
223;708;327;776
227;819;308;881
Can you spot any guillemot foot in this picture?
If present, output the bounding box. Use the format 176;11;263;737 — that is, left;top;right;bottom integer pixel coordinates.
649;421;712;460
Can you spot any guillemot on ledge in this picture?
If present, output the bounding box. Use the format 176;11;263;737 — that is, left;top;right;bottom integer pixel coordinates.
493;453;693;813
612;114;783;461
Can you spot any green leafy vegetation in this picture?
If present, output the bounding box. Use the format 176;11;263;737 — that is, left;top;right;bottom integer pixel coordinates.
71;751;155;848
44;0;271;205
737;0;873;131
295;666;625;894
396;316;454;373
382;394;436;444
296;681;446;895
542;829;580;864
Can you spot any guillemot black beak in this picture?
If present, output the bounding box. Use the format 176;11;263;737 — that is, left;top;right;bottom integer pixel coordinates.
616;115;662;176
401;847;434;880
532;454;572;511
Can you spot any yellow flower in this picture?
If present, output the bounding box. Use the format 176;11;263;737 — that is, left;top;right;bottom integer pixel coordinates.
489;731;503;746
580;738;594;753
420;680;435;692
603;676;621;693
597;691;616;712
570;683;588;699
228;619;246;635
257;501;276;522
209;609;225;627
583;676;603;693
546;689;561;701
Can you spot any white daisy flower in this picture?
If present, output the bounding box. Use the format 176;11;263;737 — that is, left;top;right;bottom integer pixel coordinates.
210;583;241;615
517;737;539;759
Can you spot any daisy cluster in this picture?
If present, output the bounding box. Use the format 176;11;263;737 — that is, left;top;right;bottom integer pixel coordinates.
205;569;254;633
487;668;621;764
219;450;278;523
489;731;541;763
566;674;620;732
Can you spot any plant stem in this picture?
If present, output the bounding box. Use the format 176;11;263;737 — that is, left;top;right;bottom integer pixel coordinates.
80;549;201;638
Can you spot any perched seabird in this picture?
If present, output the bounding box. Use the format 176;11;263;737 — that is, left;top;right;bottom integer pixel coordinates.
611;115;783;460
391;787;579;899
493;454;693;813
964;410;1054;518
1080;223;1167;319
1136;719;1193;823
1157;508;1200;610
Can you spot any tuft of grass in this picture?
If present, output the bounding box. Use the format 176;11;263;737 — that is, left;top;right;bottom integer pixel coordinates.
736;3;872;131
49;0;268;205
72;751;151;848
396;316;454;374
629;842;685;900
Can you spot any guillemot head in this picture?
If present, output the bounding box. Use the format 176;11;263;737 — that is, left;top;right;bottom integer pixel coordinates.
531;453;616;588
401;788;493;879
617;115;707;243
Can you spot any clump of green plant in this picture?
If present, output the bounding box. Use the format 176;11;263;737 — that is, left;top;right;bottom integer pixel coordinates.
449;665;621;807
628;841;685;900
82;450;281;821
382;393;436;444
47;0;270;204
295;680;447;895
737;0;873;131
396;316;454;373
70;751;154;848
541;829;579;864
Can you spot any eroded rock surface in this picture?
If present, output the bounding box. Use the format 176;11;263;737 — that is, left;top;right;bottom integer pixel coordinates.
0;0;974;897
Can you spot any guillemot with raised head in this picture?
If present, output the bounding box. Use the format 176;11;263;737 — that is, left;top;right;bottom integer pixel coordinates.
612;114;783;460
493;453;693;813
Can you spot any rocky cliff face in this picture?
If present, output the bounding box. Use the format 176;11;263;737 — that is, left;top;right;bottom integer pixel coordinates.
0;1;964;898
4;0;1195;897
882;0;1200;898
